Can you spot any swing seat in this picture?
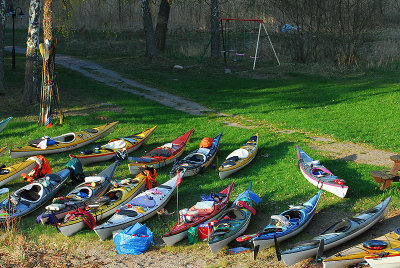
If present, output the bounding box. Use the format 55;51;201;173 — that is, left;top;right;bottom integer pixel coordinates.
236;53;245;56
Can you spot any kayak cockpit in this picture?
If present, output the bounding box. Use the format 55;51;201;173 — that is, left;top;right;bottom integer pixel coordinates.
15;183;43;202
145;148;172;158
52;133;76;143
322;219;352;234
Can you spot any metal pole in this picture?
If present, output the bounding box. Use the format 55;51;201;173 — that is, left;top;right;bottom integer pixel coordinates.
262;23;280;66
252;22;262;70
12;12;15;71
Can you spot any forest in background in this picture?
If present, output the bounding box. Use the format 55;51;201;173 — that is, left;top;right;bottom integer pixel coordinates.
6;0;400;66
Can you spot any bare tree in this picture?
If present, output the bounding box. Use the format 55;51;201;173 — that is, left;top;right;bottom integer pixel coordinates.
269;0;327;63
155;0;171;51
268;0;383;65
23;0;42;105
0;0;6;95
210;0;220;58
325;0;383;65
141;0;158;59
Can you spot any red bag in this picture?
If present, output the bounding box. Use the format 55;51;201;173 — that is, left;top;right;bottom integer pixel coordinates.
198;222;212;240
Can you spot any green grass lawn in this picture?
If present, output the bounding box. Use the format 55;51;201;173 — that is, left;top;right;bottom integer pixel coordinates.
1;30;399;265
1;50;396;239
21;28;397;152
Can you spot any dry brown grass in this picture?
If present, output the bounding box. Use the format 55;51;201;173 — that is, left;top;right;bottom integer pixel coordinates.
0;218;106;267
0;218;28;266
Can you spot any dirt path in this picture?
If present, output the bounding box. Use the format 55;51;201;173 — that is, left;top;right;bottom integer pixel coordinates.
7;46;211;116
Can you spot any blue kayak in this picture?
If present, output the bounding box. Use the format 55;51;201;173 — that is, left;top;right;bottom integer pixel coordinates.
252;190;321;251
170;132;222;178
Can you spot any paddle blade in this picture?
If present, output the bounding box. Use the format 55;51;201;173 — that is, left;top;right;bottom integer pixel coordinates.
274;234;281;261
253;245;260;260
316;238;325;261
39;43;44;57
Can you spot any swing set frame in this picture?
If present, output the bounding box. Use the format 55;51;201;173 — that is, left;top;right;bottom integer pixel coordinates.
201;18;280;70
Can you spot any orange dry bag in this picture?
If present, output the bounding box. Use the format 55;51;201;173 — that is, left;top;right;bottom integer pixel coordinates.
199;137;213;148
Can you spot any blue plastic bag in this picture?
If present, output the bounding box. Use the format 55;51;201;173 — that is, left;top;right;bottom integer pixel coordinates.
114;222;154;255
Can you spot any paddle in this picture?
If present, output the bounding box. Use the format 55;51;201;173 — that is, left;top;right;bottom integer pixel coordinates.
274;234;281;261
315;238;325;262
253;245;260;260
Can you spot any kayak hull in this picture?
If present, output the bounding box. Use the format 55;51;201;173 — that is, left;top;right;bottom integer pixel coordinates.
163;182;234;246
94;173;182;240
297;145;348;198
70;126;157;165
253;191;322;252
128;129;194;175
0;117;12;133
218;134;258;179
58;179;146;237
281;197;391;266
10;122;118;158
0;159;36;187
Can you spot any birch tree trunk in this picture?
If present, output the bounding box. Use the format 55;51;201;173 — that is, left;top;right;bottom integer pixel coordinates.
0;0;6;95
155;0;171;51
210;0;220;58
23;0;42;105
141;0;158;59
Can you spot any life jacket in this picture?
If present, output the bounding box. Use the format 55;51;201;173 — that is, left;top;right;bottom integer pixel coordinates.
21;155;52;182
137;166;157;190
200;137;213;148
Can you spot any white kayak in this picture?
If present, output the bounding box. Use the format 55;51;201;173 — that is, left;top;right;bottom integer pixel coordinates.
297;145;348;198
93;170;185;240
281;197;391;266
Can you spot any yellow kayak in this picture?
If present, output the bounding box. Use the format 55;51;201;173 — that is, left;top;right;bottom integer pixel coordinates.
323;228;400;268
0;158;37;187
218;134;258;179
58;175;146;237
10;122;118;159
69;126;157;165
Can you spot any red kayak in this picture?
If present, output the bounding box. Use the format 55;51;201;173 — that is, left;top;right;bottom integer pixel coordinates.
128;129;194;174
162;182;234;246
